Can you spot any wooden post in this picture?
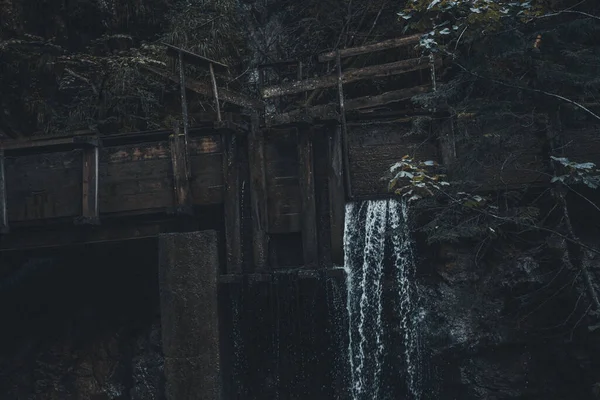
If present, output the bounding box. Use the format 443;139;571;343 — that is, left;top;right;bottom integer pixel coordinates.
336;51;353;200
328;125;345;265
248;113;268;271
0;150;8;233
79;145;99;224
298;127;318;268
209;63;222;122
223;131;243;274
159;231;221;400
169;126;193;215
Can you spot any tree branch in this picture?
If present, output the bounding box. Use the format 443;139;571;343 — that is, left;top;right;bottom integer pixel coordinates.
450;60;600;122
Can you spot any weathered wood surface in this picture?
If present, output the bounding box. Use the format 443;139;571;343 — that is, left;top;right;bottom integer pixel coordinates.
6;150;83;221
4;134;223;223
318;35;421;62
223;131;243;274
298;128;318;268
328;126;345;265
169;132;193;214
261;57;442;99
248;114;269;270
78;145;99;224
264;128;301;234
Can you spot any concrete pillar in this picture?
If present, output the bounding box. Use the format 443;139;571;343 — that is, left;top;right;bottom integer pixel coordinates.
158;231;221;400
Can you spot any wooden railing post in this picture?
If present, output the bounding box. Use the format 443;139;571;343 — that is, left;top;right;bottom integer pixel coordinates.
328;125;345;265
223;128;242;274
248;113;268;271
170;125;193;216
298;127;318;268
75;142;100;225
336;51;353;200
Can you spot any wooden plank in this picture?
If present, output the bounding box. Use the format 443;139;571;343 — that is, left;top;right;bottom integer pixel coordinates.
261;57;441;99
298;128;318;268
76;145;99;225
169;132;193;214
266;86;431;127
142;65;263;110
328;125;345;265
0;150;7;233
248;113;269;270
163;43;229;72
318;35;421;62
209;63;222;122
345;85;431;110
6;151;82;221
99;142;175;214
223;132;242;274
189;153;224;205
337;52;352;200
266;104;339;127
0;135;99;153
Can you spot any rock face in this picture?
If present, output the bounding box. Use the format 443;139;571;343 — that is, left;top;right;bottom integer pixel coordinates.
416;243;600;399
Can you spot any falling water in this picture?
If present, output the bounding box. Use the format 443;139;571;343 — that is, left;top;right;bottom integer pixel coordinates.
344;199;421;399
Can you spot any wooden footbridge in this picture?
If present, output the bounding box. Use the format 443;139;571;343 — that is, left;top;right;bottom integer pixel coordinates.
2;33;592;273
0;34;443;271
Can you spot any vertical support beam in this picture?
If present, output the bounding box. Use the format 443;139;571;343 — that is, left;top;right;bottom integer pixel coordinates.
223;131;242;274
248;113;268;271
170;127;193;215
75;143;100;226
0;150;8;233
209;63;222;122
178;50;191;180
298;127;318;268
81;145;99;224
159;231;221;400
328;125;345;265
336;51;353;200
178;50;190;141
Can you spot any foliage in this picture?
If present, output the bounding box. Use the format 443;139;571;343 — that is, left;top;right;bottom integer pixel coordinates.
399;0;540;51
551;156;600;189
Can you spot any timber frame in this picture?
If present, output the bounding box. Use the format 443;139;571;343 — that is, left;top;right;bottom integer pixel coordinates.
0;35;449;272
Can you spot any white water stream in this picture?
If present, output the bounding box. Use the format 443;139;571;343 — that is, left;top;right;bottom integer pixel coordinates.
344;199;421;399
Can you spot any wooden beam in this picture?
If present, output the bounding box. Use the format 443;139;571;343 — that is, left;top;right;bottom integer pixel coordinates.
1;136;99;154
209;63;222;122
266;85;432;127
345;85;431;110
75;145;100;225
318;34;421;62
141;65;264;111
0;150;8;233
223;131;242;274
266;103;339;127
336;51;353;200
261;56;441;99
169;130;193;215
298;128;318;268
328;126;345;265
163;42;229;73
248;113;268;270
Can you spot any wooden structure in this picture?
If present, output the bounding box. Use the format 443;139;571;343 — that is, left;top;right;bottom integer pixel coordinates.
2;35;564;274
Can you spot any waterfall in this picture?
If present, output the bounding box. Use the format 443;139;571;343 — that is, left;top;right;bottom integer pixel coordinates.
344;199;421;399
